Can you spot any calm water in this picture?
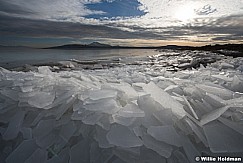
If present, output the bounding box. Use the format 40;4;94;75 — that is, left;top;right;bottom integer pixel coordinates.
0;48;158;68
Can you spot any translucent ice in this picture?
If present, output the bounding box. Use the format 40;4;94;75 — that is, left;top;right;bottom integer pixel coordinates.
36;132;56;149
84;98;120;114
106;125;143;148
142;134;173;158
88;89;117;100
80;111;104;125
112;114;136;126
153;109;173;125
147;126;182;147
218;117;243;135
104;82;138;100
6;139;38;163
95;126;114;148
21;127;32;140
231;75;243;92
204;93;225;108
59;121;77;142
3;110;25;140
118;103;145;118
70;140;90;163
24;148;47;163
142;82;186;119
183;96;199;120
220;62;234;69
185;118;208;147
196;84;233;100
180;134;201;163
28;92;55;108
200;105;230;125
38;66;52;74
33;119;55;138
46;147;70;163
203;121;243;153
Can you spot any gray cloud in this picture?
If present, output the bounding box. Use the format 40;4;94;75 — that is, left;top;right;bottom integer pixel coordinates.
1;13;243;45
0;15;160;40
0;0;105;20
194;4;217;16
0;1;34;15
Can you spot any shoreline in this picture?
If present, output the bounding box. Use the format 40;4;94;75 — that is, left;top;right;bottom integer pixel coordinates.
4;49;241;73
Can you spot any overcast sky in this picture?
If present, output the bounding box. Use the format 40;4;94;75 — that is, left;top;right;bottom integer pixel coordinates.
0;0;243;47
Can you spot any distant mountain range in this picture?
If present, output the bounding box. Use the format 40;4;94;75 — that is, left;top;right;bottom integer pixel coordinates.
44;42;243;51
1;42;243;57
44;42;155;50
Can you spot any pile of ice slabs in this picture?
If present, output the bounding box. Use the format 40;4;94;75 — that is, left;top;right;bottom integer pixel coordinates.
0;62;243;163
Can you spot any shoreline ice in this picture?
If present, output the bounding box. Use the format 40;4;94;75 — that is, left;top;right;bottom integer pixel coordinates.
0;50;243;163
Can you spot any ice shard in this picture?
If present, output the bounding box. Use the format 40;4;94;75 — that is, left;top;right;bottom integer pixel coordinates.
106;125;143;148
142;82;186;119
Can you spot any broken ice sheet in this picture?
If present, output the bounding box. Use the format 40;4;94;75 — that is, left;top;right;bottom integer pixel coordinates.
152;109;173;125
183;86;205;99
6;139;38;163
196;84;233;100
59;121;77;142
81;111;104;125
88;89;117;100
231;75;243;92
96;114;112;130
70;139;90;163
164;85;183;95
0;89;19;101
55;97;76;120
106;125;143;148
218;117;243;135
200;105;230;125
90;142;113;163
204;93;225;108
142;82;186;119
38;66;52;75
102;82;138;100
72;100;83;112
3;110;25;140
84;98;120;114
184;118;208;147
180;134;201;163
183;96;199;120
169;150;190;163
137;95;163;127
28;92;55;108
147;126;182;147
112;114;136;126
117;103;145;118
33;119;55;138
139;147;167;163
36;132;57;149
21;127;32;140
203;121;243;153
95;126;114;148
141;134;173;158
46;147;70;163
24;148;47;163
113;147;141;163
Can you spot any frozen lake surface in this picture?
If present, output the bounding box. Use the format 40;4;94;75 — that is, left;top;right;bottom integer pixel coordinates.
0;49;243;163
0;48;158;68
